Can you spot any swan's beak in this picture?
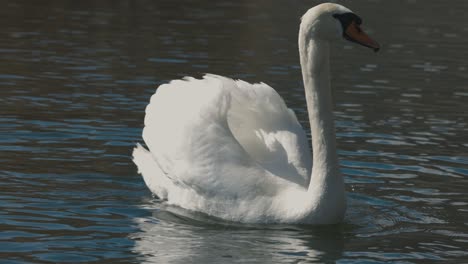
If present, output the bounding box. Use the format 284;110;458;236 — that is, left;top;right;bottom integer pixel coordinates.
344;21;380;52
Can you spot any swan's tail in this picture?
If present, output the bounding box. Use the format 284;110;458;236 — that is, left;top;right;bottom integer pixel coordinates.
133;143;171;199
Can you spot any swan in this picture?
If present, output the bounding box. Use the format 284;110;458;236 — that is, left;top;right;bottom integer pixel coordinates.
133;3;379;224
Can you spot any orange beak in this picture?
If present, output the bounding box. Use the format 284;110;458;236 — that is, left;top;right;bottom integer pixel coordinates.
344;21;380;52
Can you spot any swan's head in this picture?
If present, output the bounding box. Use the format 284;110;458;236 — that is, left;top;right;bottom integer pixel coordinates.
301;3;380;52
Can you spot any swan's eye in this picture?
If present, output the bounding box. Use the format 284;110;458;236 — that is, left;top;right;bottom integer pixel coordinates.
355;16;362;25
333;12;363;32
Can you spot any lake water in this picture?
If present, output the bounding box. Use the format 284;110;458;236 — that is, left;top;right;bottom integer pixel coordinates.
2;0;468;263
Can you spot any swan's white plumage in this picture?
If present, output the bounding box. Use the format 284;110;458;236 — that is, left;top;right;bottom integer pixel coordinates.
134;75;315;222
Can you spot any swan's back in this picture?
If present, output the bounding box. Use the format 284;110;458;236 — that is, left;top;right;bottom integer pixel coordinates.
134;75;312;221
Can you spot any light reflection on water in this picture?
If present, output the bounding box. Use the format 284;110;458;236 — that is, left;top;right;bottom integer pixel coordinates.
1;0;468;263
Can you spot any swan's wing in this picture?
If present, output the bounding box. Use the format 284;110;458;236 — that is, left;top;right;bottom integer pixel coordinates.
228;78;312;185
141;75;311;199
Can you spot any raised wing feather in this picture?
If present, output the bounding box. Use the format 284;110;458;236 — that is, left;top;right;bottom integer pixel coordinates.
141;75;311;199
228;78;312;185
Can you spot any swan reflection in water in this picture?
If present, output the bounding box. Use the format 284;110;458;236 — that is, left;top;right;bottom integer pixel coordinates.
130;193;447;263
131;204;345;263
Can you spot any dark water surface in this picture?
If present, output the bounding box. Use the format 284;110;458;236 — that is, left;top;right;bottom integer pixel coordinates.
2;0;468;263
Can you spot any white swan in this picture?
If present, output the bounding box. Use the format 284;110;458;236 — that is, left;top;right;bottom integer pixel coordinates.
133;3;379;224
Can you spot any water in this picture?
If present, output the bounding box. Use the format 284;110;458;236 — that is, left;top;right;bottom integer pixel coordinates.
1;0;468;263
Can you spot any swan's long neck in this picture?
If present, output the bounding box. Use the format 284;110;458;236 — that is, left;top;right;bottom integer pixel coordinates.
299;30;345;214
